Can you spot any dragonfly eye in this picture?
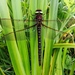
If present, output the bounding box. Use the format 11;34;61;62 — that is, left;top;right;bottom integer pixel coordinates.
35;10;43;14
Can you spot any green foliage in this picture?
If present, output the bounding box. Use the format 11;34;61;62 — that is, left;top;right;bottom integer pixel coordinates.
65;55;72;69
58;2;68;20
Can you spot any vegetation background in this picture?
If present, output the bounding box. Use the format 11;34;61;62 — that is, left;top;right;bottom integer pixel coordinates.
0;0;75;75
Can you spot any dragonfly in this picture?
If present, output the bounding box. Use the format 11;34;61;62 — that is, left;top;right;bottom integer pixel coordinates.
0;9;72;65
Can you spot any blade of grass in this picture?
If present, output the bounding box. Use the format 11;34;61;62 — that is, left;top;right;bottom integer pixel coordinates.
0;67;6;75
55;48;63;75
54;43;75;48
69;61;75;75
49;48;60;75
0;0;26;75
37;0;44;10
42;0;59;75
11;0;30;75
29;0;38;75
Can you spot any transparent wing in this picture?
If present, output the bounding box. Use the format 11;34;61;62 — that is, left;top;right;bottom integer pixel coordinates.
41;20;73;43
0;19;37;41
0;18;73;42
2;25;37;41
0;18;35;28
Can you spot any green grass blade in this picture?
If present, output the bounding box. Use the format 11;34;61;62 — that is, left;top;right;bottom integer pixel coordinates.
69;61;75;75
37;0;44;10
55;48;63;75
11;0;30;75
29;0;38;75
0;67;6;75
54;43;75;48
0;0;26;75
49;48;60;75
42;0;59;75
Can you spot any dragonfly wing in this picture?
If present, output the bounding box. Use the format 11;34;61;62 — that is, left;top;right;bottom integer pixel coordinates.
41;23;73;43
0;18;35;28
41;24;56;40
41;23;66;40
2;24;37;41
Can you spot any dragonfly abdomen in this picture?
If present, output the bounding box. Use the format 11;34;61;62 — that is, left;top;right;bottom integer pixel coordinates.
37;25;41;65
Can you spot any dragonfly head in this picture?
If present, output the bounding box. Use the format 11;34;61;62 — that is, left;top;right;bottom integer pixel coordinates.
35;10;43;23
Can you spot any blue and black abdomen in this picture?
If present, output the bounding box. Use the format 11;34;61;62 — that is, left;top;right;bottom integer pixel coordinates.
37;25;41;65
